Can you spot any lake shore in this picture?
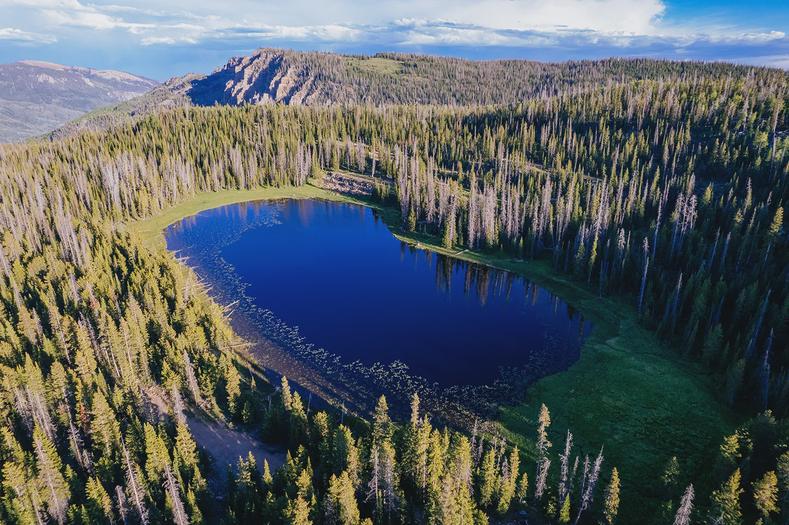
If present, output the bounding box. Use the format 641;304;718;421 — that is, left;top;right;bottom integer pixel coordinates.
128;180;738;521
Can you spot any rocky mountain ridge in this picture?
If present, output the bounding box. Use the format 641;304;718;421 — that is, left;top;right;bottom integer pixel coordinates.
48;47;787;139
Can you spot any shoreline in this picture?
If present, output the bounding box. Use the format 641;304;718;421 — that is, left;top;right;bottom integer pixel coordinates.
127;180;738;519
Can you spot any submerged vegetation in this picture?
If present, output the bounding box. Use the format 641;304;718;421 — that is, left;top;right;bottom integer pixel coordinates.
0;57;786;523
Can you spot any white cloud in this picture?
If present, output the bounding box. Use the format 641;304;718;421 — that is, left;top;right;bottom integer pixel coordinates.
141;35;196;46
0;0;669;41
709;30;785;44
0;26;56;43
229;24;362;42
0;0;786;71
439;0;667;34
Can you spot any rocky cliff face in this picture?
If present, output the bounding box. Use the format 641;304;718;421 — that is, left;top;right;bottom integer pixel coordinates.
0;60;157;142
187;49;334;106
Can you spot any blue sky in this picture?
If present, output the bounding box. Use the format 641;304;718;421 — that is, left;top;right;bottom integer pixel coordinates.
0;0;786;79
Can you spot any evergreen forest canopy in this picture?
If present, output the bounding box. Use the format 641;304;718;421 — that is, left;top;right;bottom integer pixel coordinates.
0;54;787;524
186;48;776;106
58;50;788;138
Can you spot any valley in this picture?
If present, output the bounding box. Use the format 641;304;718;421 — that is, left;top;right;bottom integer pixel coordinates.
0;45;785;525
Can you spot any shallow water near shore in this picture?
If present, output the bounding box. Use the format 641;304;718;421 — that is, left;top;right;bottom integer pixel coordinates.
165;199;591;413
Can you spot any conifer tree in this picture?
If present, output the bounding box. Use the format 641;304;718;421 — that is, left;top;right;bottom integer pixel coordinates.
777;451;789;517
673;484;694;525
333;425;361;489
603;467;621;524
534;404;552;501
32;425;69;524
752;470;778;520
477;448;497;508
325;471;360;525
709;469;743;525
559;495;571;524
85;477;113;523
371;395;392;446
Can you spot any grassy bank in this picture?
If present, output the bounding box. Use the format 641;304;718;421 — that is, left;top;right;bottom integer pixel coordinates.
369;199;737;518
129;182;737;520
129;185;351;249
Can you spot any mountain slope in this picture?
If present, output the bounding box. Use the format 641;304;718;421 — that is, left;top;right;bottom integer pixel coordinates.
186;48;771;107
50;48;786;139
0;60;157;142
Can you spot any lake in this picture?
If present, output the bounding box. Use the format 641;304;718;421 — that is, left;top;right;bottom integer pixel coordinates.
165;199;591;412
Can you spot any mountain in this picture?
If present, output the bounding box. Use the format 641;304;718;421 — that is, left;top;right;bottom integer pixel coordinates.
51;48;781;139
0;60;157;142
185;48;762;107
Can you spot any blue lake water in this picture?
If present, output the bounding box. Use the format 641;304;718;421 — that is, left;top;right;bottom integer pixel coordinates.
165;199;591;392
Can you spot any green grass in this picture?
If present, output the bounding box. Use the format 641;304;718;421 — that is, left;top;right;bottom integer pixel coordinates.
345;56;405;76
128;185;351;250
369;203;737;520
128;183;737;521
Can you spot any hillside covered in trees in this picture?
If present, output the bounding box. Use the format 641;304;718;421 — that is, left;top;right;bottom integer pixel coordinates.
0;53;787;524
54;49;784;138
185;49;763;107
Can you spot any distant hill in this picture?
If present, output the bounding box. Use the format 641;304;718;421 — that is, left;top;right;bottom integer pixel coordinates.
0;60;157;142
185;48;771;107
51;48;785;139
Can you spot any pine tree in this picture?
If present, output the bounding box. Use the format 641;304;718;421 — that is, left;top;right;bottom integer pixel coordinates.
495;446;519;515
2;460;44;525
769;206;783;237
673;484;694;525
85;477;114;523
91;391;120;455
174;422;199;473
603;467;620;524
404;393;429;494
379;440;400;521
120;438;149;525
477;448;497;508
222;354;241;416
559;495;571;523
371;395;392;446
442;214;455;249
164;463;190;525
777;451;789;517
33;425;69;524
536;404;551;457
709;469;742;525
325;471;360;525
333;425;360;489
287;494;313;525
751;470;778;519
661;456;680;495
288;392;309;446
557;431;573;507
516;472;529;505
534;404;552;501
281;375;293;411
144;423;171;483
574;448;603;525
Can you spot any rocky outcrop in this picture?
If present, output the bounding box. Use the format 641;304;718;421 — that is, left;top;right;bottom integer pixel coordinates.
188;49;329;107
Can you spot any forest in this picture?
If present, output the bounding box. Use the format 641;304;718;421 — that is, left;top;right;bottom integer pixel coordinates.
0;59;787;524
186;49;774;107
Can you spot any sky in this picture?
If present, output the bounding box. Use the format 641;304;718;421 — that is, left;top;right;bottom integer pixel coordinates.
0;0;787;80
